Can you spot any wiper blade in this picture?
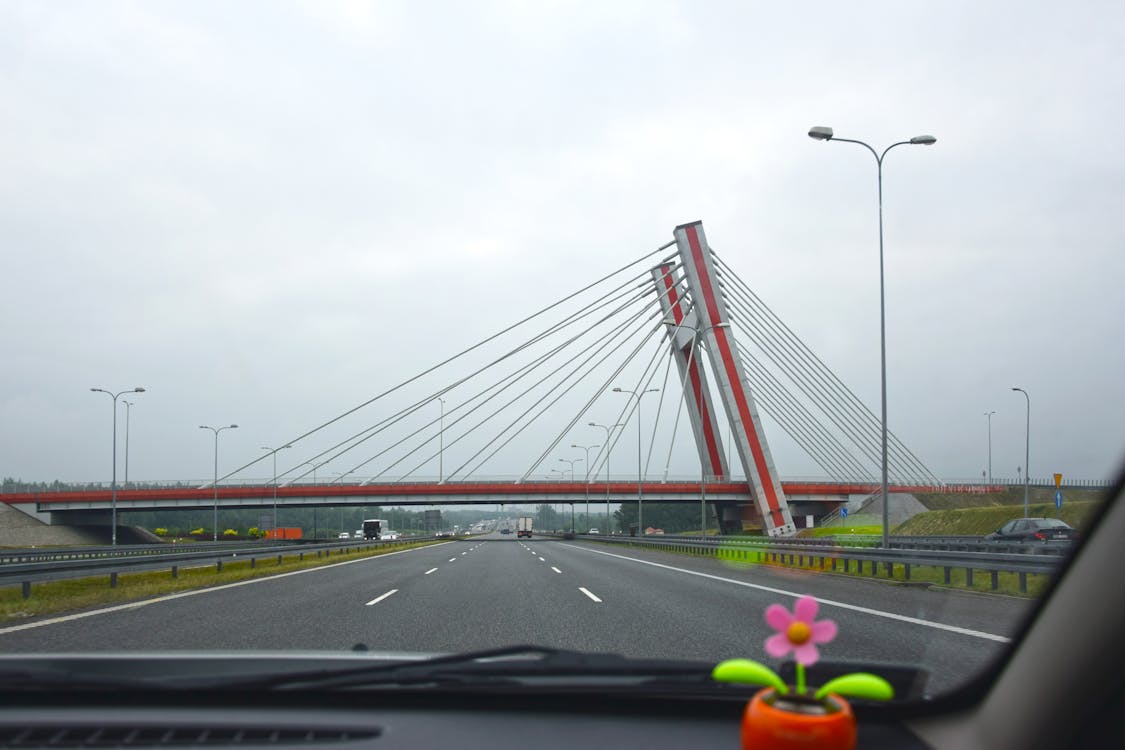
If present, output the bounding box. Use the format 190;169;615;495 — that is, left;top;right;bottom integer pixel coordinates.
214;645;714;691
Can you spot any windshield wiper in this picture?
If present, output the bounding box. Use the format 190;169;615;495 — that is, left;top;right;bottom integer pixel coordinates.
211;645;716;692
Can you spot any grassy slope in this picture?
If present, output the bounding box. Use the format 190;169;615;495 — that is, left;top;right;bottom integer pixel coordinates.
892;500;1100;536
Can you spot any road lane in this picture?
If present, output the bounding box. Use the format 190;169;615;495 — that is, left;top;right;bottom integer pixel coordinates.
0;532;1032;695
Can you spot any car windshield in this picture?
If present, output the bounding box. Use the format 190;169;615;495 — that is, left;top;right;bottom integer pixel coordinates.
1;0;1122;707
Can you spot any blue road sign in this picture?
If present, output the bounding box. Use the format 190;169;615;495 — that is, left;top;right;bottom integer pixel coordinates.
1055;490;1063;510
841;507;849;519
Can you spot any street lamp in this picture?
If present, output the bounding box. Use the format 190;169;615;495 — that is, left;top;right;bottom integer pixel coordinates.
808;125;936;548
200;423;238;541
261;444;292;538
663;319;729;537
984;411;996;485
1012;388;1030;517
90;386;145;546
612;387;660;534
589;422;624;533
571;443;600;532
558;457;583;531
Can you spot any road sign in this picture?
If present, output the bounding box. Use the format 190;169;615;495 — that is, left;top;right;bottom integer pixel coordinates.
840;507;848;519
1054;473;1063;488
1055;490;1063;510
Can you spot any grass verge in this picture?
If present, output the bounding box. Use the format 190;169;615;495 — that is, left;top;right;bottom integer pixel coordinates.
0;540;443;625
602;539;1055;598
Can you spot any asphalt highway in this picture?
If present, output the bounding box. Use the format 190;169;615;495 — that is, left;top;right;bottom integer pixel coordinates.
0;531;1035;695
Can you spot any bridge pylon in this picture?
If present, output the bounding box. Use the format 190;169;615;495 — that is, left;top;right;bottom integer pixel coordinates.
667;221;796;537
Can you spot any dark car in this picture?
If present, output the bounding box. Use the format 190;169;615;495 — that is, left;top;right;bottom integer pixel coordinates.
985;517;1078;542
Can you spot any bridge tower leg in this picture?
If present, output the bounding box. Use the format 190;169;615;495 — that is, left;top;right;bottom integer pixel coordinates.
672;221;796;537
651;263;731;532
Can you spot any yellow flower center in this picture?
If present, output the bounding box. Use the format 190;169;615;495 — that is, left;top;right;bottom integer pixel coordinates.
787;621;811;644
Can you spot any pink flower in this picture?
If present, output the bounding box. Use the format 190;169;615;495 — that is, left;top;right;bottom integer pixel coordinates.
764;595;837;666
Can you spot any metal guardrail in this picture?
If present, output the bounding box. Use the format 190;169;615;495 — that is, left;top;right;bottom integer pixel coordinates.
588;533;1070;556
571;534;1064;594
0;536;443;592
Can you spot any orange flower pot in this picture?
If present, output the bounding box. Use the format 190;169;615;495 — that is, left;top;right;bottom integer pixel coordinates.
741;687;856;750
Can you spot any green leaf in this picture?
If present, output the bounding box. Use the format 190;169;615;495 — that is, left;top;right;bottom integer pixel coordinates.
711;659;788;694
814;673;895;702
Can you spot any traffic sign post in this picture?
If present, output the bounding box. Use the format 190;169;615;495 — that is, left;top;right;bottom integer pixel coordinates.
840;507;848;528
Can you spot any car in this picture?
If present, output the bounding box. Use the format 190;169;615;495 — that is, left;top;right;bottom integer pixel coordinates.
587;528;600;534
500;527;511;534
336;531;350;540
985;517;1078;542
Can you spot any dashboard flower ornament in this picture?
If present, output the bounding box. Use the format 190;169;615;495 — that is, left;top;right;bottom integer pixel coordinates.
712;595;894;750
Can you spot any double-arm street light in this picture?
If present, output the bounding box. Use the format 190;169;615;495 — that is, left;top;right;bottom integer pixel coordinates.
571;443;600;532
261;444;292;537
589;422;624;533
612;387;660;534
200;423;238;541
90;386;146;546
1012;388;1031;517
808;125;936;548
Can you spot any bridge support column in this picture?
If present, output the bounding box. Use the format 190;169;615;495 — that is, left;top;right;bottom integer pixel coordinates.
673;221;796;537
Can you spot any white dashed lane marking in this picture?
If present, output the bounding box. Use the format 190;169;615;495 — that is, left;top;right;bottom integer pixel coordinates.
578;587;602;603
365;589;398;606
424;568;438;575
551;567;562;574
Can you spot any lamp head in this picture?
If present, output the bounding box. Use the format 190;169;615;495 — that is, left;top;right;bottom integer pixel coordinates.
910;134;937;145
808;126;834;141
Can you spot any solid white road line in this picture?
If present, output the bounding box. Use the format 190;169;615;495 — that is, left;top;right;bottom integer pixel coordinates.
365;589;398;606
578;587;602;603
551;567;562;574
560;543;1009;643
424;568;439;575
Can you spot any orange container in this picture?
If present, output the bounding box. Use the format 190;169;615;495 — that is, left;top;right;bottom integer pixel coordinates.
741;687;856;750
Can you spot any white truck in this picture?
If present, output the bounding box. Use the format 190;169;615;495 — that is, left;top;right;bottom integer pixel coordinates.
517;516;534;539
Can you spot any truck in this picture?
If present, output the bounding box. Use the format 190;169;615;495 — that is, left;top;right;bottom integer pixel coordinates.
361;519;386;540
517;516;534;539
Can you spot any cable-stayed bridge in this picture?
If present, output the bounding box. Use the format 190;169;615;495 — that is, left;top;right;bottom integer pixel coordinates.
12;221;946;536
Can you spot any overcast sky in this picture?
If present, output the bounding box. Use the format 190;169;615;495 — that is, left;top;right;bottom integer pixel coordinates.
2;0;1123;487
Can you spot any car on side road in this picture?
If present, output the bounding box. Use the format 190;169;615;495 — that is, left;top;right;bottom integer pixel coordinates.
985;517;1077;542
337;531;350;540
587;528;600;534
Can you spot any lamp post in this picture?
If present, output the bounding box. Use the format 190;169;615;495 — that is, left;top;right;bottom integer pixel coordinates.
571;443;600;532
612;387;659;534
261;444;292;538
589;422;625;532
1012;388;1030;517
437;397;446;483
200;424;238;541
808;125;936;548
558;458;582;532
122;400;134;488
984;411;996;485
90;386;146;546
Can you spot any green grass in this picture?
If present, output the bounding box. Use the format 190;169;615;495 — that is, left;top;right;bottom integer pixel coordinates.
0;540;442;624
914;486;1107;510
891;501;1100;536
